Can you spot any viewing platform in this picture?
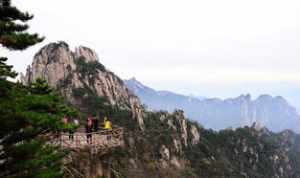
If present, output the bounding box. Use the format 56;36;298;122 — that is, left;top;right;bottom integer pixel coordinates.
57;128;124;153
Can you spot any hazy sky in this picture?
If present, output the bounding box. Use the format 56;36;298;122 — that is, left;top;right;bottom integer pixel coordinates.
2;0;300;107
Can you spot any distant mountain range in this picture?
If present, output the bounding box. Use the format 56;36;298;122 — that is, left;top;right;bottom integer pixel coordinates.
125;78;300;132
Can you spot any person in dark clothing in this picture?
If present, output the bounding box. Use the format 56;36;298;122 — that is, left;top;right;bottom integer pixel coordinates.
98;111;104;130
93;117;99;132
85;124;92;144
69;129;74;140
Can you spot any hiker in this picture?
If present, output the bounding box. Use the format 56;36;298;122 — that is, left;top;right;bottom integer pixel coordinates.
103;116;112;141
93;116;99;132
63;116;74;140
72;118;79;145
63;115;68;125
74;118;79;126
69;118;79;141
86;115;93;144
69;124;74;140
103;116;112;130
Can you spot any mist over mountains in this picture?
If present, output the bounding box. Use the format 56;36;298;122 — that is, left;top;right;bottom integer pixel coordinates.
125;78;300;132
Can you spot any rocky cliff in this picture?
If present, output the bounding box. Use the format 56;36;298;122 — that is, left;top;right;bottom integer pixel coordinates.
21;42;144;129
20;42;203;177
21;42;300;178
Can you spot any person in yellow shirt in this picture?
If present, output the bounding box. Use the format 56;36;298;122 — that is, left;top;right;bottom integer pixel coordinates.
103;116;112;130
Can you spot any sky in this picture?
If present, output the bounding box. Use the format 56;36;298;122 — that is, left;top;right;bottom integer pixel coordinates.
2;0;300;109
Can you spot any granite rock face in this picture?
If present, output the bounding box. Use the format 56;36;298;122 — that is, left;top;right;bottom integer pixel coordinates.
22;42;144;129
20;42;300;178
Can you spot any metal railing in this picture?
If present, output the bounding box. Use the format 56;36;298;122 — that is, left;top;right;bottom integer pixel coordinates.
57;128;124;150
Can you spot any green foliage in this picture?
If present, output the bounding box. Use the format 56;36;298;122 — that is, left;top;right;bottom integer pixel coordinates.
72;87;86;98
0;1;77;178
144;112;174;147
0;58;16;97
183;126;297;178
57;72;73;89
4;140;66;178
180;167;198;178
0;0;44;50
146;161;157;171
71;85;139;131
85;95;109;115
72;85;110;116
0;57;17;79
0;78;76;178
30;78;53;94
75;56;105;85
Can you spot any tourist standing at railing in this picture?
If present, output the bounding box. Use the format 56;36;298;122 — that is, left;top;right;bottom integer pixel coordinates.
93;116;99;132
62;116;68;141
69;122;74;141
74;118;79;126
63;115;74;140
63;115;68;125
103;116;112;130
103;117;113;141
86;115;93;144
73;118;79;146
69;118;79;141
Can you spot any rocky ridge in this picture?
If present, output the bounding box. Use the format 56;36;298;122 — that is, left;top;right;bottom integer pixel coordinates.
125;78;300;132
21;42;144;129
21;42;202;177
21;42;300;178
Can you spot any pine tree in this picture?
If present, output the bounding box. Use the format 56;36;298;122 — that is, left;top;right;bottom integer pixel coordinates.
0;0;43;89
0;1;74;177
0;0;44;50
0;79;73;178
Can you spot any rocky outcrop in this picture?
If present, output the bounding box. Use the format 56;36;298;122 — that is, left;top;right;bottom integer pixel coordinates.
22;42;144;129
174;110;188;146
190;124;200;145
66;150;113;178
21;42;300;178
21;42;75;87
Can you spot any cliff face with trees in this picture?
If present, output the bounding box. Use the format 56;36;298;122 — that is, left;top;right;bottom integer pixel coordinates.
21;42;300;178
2;1;300;178
21;42;201;178
21;42;144;130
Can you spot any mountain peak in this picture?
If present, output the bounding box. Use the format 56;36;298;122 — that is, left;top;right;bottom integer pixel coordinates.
257;94;273;100
34;41;70;59
125;77;150;92
23;42;145;130
128;77;138;81
237;94;251;101
75;45;99;62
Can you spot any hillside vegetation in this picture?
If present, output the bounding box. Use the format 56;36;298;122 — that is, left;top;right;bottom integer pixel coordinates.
1;1;300;177
21;41;300;178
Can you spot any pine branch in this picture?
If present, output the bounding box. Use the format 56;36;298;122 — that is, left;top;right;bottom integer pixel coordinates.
0;32;44;50
0;20;29;33
0;5;33;22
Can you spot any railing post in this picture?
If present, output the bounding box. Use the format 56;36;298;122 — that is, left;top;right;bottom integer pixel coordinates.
75;134;78;148
60;133;62;147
